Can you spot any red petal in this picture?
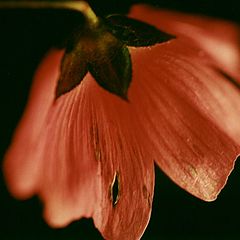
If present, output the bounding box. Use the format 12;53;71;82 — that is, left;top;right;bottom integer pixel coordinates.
4;51;100;226
128;5;240;200
130;4;240;81
4;50;154;238
128;37;240;200
3;50;62;199
87;76;154;239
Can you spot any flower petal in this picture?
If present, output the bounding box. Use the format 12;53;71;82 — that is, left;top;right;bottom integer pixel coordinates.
3;50;63;199
4;50;100;227
130;4;240;81
128;36;240;200
86;77;154;239
4;49;154;239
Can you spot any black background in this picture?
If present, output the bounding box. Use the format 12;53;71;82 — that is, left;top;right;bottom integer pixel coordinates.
0;0;240;239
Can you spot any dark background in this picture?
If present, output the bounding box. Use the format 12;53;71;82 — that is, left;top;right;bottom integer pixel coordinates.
0;0;240;239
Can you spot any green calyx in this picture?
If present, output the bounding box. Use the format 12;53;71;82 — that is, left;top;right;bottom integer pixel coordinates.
56;6;176;100
56;20;132;100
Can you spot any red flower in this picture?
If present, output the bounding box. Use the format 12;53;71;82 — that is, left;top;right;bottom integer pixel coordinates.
3;3;240;239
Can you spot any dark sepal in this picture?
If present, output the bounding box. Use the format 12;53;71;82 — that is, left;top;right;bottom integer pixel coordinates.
56;51;88;98
56;34;132;100
88;43;131;100
104;14;176;47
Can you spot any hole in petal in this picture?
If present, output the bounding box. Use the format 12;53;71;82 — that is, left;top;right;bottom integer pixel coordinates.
110;171;120;207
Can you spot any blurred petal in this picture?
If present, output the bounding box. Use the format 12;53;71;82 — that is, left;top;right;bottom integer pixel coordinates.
3;50;63;199
4;50;100;226
4;50;154;238
130;4;240;80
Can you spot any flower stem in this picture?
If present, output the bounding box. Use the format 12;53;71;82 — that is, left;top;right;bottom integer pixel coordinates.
0;1;98;26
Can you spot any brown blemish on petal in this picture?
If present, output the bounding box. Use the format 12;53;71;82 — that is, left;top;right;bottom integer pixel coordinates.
215;68;240;90
142;185;148;199
142;185;151;208
95;150;101;161
110;172;120;207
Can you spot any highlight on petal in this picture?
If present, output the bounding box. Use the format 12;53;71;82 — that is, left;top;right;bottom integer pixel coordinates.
4;49;154;239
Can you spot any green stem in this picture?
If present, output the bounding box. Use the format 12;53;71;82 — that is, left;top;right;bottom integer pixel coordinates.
0;1;98;26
